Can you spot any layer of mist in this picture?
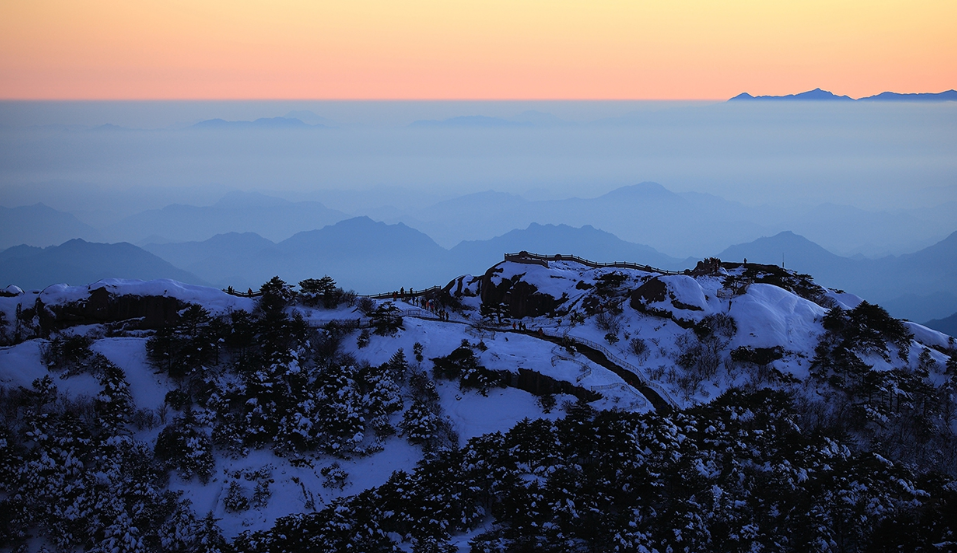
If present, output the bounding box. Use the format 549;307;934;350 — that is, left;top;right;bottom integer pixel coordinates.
1;100;955;322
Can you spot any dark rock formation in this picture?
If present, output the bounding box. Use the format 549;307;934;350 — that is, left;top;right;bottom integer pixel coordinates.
480;267;562;319
22;289;189;337
630;277;667;308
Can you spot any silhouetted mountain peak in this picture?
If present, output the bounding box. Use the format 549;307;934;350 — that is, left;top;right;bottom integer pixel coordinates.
0;204;104;250
202;232;275;248
923;311;957;337
280;217;443;253
859;90;957;102
902;230;957;267
730;88;853;101
732;89;957;102
720;231;842;261
0;239;207;289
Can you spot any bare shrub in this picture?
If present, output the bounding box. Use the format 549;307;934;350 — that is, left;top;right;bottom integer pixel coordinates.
675;332;721;380
356;297;376;314
595;310;622;334
630;338;650;364
340;290;358;307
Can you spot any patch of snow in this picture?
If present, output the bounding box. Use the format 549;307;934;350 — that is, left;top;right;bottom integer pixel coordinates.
0;340;100;398
905;321;954;351
91;337;170;410
825;290;864;310
729;284;826;350
659;275;709;312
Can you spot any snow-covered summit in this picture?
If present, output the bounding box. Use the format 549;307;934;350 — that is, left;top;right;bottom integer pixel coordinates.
0;255;954;550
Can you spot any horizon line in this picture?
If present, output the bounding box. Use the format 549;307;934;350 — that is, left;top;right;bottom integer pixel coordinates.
0;97;727;102
2;89;953;103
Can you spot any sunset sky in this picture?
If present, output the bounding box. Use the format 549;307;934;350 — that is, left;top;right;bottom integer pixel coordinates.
1;0;954;100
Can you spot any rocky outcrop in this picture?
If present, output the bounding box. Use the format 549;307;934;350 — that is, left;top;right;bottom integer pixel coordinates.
23;289;188;336
480;267;562;319
630;277;667;308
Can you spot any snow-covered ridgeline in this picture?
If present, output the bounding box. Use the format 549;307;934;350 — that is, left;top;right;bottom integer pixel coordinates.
0;258;954;545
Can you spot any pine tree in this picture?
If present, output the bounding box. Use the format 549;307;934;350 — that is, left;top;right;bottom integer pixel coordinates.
315;363;365;455
400;400;438;445
299;275;342;308
386;348;409;381
95;361;134;435
361;362;404;436
155;411;215;482
258;276;296;314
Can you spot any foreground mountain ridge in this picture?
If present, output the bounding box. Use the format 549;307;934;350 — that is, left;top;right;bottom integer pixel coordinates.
0;254;954;550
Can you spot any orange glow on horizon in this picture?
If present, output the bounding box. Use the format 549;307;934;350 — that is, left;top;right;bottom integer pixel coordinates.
0;0;954;100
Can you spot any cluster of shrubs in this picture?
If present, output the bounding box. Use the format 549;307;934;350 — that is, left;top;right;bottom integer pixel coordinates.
810;301;957;472
0;341;228;551
235;389;957;552
431;340;599;404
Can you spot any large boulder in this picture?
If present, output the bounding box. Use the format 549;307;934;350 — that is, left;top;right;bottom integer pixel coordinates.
480;267;561;319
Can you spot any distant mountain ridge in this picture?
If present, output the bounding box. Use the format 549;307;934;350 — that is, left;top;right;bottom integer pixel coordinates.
718;230;957;322
142;218;687;293
23;184;952;263
5;224;957;322
107;193;348;243
731;88;957;102
0;239;207;290
923;312;957;338
384;182;955;259
0;204;104;250
731;88;853;102
448;222;689;275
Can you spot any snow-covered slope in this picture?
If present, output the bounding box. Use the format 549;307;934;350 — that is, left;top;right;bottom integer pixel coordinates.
0;258;954;550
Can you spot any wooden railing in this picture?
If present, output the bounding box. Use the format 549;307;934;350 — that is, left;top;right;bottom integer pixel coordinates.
504;252;681;275
362;286;443;300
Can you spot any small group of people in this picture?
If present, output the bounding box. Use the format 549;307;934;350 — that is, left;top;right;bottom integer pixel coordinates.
511;321;528;331
391;287;428;307
392;287;415;301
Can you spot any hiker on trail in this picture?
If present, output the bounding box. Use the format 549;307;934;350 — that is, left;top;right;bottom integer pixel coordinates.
512;322;516;330
393;291;397;301
538;328;544;337
400;287;405;298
